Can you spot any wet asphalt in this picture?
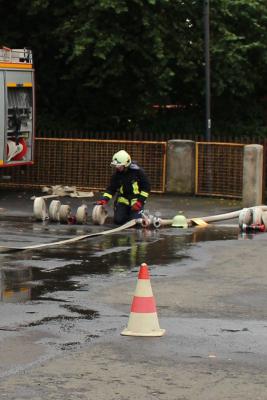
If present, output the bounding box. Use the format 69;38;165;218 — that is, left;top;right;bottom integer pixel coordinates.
0;189;267;397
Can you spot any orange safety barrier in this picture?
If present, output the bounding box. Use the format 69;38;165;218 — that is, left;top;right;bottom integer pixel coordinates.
0;138;167;193
195;142;244;198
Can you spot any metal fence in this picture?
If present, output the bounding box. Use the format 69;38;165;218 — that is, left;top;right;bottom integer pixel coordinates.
36;130;267;194
0;135;265;199
36;129;265;144
195;142;244;198
0;138;166;193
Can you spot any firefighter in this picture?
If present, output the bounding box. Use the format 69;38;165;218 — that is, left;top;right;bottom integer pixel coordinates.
96;150;150;225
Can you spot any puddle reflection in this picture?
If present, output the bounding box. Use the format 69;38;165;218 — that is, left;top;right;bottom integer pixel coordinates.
0;267;32;302
0;224;246;303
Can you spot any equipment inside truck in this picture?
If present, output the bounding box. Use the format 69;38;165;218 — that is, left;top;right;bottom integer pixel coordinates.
0;46;35;166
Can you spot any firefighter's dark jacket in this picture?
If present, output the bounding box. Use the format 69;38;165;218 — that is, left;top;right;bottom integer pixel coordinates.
102;163;150;206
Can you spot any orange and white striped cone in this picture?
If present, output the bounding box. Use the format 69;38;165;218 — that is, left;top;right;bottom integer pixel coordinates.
121;263;165;337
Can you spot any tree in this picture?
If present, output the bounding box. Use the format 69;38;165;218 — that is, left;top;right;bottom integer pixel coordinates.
0;0;266;135
210;0;267;134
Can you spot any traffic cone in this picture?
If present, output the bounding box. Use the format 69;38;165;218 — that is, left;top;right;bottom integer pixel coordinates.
121;263;165;337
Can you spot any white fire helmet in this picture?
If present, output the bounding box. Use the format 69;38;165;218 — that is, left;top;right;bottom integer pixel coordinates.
111;150;131;168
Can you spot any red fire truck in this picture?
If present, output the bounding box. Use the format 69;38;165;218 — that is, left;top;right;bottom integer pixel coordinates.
0;46;35;166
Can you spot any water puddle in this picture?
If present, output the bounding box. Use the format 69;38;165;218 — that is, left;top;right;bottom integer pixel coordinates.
0;221;265;335
0;220;265;366
0;224;243;304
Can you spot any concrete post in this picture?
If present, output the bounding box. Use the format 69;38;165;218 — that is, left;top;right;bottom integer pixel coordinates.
242;144;263;207
166;140;195;194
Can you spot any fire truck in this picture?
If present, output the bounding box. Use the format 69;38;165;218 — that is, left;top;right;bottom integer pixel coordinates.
0;46;35;166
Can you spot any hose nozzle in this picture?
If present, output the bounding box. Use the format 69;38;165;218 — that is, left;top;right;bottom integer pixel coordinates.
152;216;161;229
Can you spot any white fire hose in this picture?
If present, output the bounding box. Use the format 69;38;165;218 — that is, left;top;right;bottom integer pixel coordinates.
0;219;137;253
9;201;265;254
145;205;267;229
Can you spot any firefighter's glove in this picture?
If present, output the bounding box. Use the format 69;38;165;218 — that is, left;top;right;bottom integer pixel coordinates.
131;200;143;212
96;199;108;206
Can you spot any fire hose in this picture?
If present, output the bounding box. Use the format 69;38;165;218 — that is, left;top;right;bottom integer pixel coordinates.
2;204;267;253
138;205;267;229
0;219;137;253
